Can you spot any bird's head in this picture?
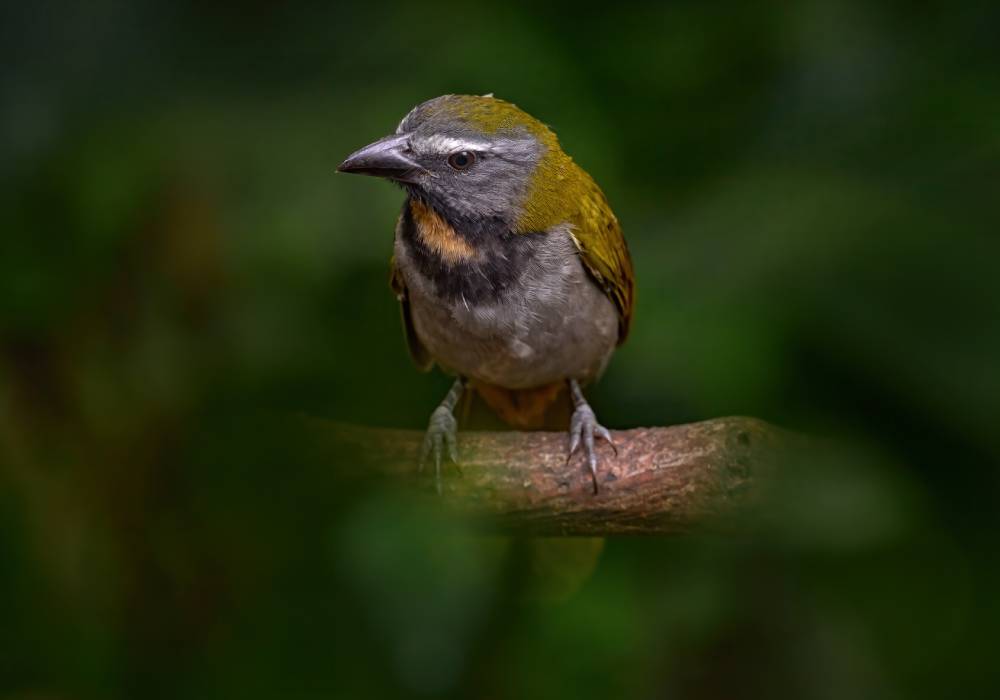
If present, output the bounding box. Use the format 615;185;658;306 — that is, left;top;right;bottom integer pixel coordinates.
338;94;578;234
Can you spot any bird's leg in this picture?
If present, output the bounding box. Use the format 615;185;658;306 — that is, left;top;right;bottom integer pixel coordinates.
567;378;617;494
419;377;465;494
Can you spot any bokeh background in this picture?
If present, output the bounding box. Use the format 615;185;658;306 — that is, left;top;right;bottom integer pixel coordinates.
3;1;999;698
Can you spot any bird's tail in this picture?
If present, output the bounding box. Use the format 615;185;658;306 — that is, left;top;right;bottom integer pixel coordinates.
457;379;603;602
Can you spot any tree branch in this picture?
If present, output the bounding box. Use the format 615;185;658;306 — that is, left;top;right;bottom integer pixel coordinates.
307;416;790;536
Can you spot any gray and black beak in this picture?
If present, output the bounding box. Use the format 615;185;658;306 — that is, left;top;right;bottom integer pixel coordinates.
337;133;424;183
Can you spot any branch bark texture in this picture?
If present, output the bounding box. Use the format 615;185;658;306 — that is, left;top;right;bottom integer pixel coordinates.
309;416;788;536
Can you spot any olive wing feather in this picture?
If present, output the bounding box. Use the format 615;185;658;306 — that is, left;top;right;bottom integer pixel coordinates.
569;185;635;343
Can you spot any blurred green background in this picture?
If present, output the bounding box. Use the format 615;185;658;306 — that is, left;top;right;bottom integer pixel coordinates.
3;1;1000;698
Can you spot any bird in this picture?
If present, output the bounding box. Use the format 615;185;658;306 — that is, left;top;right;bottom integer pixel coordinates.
337;94;634;494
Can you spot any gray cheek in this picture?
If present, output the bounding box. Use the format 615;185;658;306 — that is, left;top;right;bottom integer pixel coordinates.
465;163;530;216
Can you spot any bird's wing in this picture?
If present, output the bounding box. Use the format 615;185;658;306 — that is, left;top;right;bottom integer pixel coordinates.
390;255;434;371
569;182;635;344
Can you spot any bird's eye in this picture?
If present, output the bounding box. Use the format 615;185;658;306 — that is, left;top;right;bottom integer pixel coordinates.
447;151;476;170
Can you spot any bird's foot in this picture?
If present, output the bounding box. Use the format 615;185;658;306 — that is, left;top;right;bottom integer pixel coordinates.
567;400;617;495
419;378;464;494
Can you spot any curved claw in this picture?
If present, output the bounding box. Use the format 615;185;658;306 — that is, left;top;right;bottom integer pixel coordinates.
419;405;460;493
594;424;618;456
566;431;581;464
566;402;616;495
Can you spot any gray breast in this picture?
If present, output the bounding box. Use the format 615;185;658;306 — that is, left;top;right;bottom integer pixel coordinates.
395;225;619;389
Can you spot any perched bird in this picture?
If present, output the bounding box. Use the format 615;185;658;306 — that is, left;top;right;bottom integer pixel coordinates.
338;94;634;494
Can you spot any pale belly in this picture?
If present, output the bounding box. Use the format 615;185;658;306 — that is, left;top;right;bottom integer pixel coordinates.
402;233;620;389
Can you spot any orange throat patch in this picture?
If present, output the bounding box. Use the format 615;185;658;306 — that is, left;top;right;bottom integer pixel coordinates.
409;199;477;264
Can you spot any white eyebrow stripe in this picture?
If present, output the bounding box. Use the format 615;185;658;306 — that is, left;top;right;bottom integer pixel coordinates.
413;134;493;154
